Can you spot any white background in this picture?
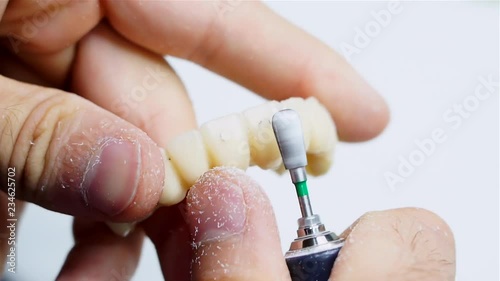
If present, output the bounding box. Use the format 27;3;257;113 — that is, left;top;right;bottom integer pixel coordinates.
5;1;499;281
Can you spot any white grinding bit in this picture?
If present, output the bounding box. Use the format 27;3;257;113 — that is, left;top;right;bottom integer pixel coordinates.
272;109;308;170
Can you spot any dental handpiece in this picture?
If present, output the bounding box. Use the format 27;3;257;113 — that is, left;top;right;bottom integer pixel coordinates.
272;109;344;281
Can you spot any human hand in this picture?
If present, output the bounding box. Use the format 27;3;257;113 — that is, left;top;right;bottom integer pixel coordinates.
0;1;389;277
57;168;455;280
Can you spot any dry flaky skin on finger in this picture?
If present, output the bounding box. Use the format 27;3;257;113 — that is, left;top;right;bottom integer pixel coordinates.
159;97;338;206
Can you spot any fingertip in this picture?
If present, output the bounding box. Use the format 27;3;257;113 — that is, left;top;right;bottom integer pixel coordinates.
342;93;390;142
303;59;390;142
331;208;455;281
70;111;165;221
398;207;456;248
113;138;165;221
185;167;289;280
186;167;248;244
340;88;390;142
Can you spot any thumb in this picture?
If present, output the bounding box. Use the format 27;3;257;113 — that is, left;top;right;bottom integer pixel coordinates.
0;76;165;221
330;208;455;281
184;167;290;281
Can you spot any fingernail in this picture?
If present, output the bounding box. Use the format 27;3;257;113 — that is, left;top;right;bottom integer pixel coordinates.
84;140;140;216
186;167;247;243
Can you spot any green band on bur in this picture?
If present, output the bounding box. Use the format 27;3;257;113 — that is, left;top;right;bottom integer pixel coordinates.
294;181;309;197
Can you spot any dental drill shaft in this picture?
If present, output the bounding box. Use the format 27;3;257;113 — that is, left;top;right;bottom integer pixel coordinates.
273;108;344;281
272;109;313;218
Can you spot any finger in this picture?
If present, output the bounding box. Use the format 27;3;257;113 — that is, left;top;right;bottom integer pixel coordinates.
0;0;102;53
72;22;196;147
0;0;103;86
141;204;192;281
331;208;456;281
0;76;164;221
0;46;51;87
105;1;389;141
57;218;143;280
7;45;76;88
184;167;290;280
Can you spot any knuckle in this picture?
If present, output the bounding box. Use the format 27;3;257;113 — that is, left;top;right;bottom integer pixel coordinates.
9;90;81;201
390;208;456;280
346;208;455;281
395;207;455;244
0;100;23;164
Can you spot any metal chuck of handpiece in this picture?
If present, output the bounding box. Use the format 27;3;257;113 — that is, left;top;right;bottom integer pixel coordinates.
272;109;344;281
